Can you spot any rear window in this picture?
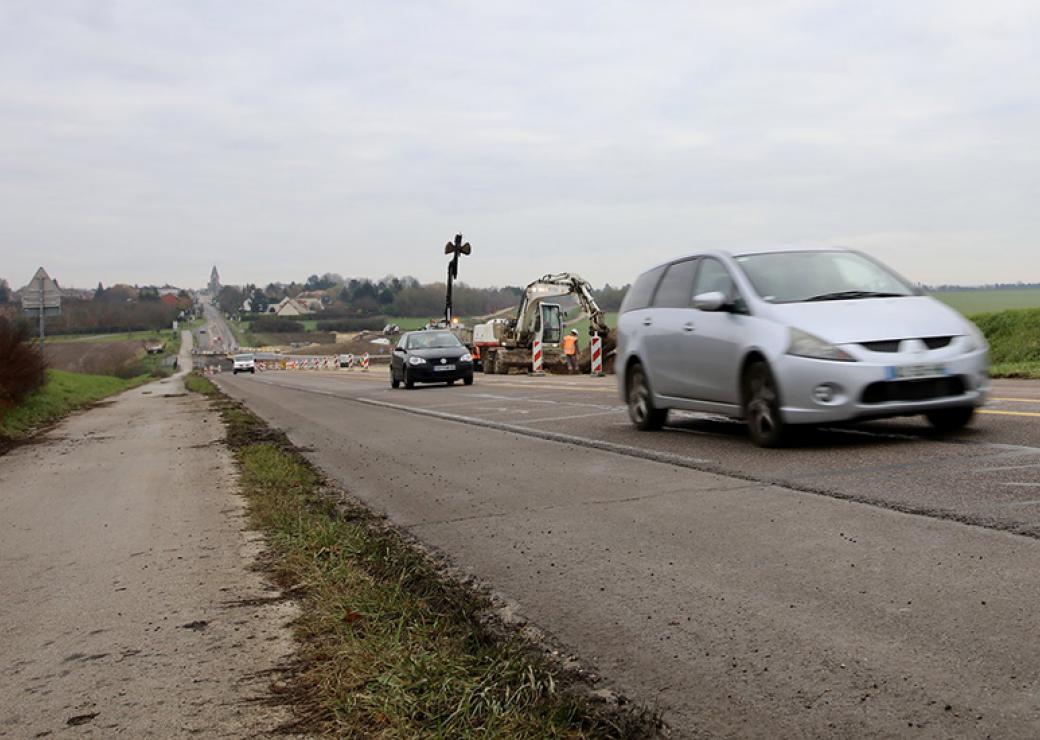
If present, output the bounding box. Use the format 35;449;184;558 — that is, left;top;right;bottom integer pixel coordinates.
620;265;666;313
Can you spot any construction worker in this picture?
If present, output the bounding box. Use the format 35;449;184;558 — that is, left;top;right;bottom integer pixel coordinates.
562;328;580;374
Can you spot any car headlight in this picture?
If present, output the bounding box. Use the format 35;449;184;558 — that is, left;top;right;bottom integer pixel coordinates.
407;356;426;365
962;322;988;353
460;353;473;363
787;328;856;362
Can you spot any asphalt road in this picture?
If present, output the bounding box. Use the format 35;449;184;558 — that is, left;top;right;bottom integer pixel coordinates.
197;303;238;353
216;366;1040;737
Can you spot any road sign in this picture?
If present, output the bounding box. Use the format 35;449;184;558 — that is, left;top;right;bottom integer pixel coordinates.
21;267;61;348
21;267;61;310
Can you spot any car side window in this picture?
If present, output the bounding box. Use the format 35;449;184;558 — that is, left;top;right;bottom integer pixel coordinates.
652;259;698;308
692;258;747;313
620;265;667;313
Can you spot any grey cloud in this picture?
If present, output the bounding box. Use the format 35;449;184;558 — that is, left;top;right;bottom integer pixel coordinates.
1;0;1038;290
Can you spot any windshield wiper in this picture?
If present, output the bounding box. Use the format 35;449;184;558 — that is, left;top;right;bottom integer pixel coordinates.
804;291;906;302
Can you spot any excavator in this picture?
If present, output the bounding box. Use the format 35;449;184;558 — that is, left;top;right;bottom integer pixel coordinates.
474;273;611;374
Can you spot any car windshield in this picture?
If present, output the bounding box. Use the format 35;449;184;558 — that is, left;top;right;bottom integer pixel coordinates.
408;331;462;349
733;251;916;304
234;354;254;361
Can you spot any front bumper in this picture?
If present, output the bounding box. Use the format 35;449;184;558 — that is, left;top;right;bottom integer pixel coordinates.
775;348;989;424
405;363;473;382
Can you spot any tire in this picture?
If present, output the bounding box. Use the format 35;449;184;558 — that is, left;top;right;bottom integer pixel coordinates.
483;351;496;374
463;373;474;386
926;406;974;433
404;370;415;390
743;360;787;447
391;370;400;389
233;370;238;375
250;368;255;374
626;363;667;431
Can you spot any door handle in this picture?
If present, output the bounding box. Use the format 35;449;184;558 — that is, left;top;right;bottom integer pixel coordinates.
642;317;653;327
682;322;696;332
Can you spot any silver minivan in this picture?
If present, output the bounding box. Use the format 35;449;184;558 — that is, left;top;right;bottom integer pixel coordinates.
616;247;989;446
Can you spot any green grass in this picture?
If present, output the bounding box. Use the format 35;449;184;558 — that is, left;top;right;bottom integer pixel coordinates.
227;320;255;347
933;289;1040;315
970;307;1040;379
0;369;144;440
990;362;1040;380
183;373;221;396
187;374;652;737
47;329;175;343
564;311;618;340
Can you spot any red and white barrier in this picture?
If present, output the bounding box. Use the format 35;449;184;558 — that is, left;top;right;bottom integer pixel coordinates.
361;352;370;371
531;335;544;375
590;334;604;377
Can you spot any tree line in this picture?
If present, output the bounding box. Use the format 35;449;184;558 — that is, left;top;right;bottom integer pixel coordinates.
218;273;630;320
0;280;193;335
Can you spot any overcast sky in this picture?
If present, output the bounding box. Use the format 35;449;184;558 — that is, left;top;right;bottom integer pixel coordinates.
2;1;1039;290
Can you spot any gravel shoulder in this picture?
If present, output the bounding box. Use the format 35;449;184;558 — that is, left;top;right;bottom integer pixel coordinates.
0;334;295;738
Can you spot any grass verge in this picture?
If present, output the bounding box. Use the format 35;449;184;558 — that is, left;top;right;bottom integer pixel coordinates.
989;362;1040;380
971;307;1040;379
187;373;655;738
0;369;146;441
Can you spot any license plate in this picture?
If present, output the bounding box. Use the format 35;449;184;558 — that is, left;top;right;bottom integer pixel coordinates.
433;364;456;372
888;363;946;380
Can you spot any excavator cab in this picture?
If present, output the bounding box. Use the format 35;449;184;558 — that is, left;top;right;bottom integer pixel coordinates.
539;303;563;345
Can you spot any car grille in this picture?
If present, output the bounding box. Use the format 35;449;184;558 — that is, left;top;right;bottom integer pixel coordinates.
922;336;953;349
861;376;966;404
859;336;954;353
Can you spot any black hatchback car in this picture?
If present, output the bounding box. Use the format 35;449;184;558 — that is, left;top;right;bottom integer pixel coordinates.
391;330;474;389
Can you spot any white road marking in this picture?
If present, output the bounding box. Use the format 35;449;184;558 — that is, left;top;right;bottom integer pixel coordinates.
973;463;1040;473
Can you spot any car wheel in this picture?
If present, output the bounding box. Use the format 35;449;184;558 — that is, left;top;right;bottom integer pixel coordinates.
743;360;787;447
233;369;238;375
626;363;666;431
404;370;415;390
391;371;400;389
925;406;974;433
463;373;474;386
250;368;255;374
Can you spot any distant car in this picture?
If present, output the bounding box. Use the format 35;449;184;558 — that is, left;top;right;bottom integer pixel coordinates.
198;328;207;333
232;353;256;374
390;330;474;389
617;247;989;446
338;354;354;368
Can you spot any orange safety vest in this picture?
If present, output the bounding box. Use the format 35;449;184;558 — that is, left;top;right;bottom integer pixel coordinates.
562;335;578;355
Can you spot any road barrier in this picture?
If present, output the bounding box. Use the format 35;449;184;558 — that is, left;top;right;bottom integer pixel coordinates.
223;354;390;373
531;335;544;375
590;334;604;377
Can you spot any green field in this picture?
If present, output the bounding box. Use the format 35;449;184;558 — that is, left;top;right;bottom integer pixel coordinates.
932;289;1040;315
0;369;145;440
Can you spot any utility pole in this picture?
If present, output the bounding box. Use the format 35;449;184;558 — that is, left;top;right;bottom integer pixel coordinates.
39;279;45;351
443;233;471;325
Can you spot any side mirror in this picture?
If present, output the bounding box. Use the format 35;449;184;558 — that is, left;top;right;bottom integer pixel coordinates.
693;291;727;311
394;346;406;354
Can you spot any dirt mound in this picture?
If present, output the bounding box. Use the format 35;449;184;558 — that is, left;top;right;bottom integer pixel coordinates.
44;340;143;375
